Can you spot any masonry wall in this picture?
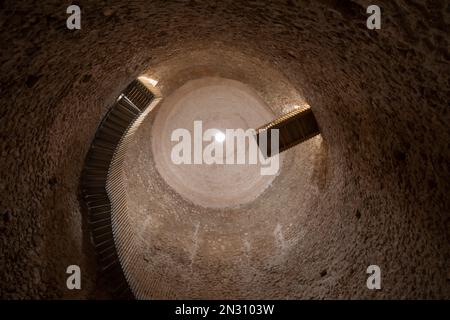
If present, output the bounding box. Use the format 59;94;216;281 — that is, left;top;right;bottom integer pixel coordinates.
0;0;448;299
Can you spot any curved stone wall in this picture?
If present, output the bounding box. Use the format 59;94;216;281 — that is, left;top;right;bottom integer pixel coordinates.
0;0;448;299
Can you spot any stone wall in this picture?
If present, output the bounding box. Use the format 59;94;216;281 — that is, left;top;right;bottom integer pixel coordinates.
0;0;448;299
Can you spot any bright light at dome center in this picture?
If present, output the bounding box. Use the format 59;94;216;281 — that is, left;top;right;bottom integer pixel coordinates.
215;131;226;143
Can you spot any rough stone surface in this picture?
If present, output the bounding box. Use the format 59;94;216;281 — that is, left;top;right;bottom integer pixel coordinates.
0;0;449;299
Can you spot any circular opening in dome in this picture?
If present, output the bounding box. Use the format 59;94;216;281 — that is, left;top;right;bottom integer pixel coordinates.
214;131;226;143
151;77;283;208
